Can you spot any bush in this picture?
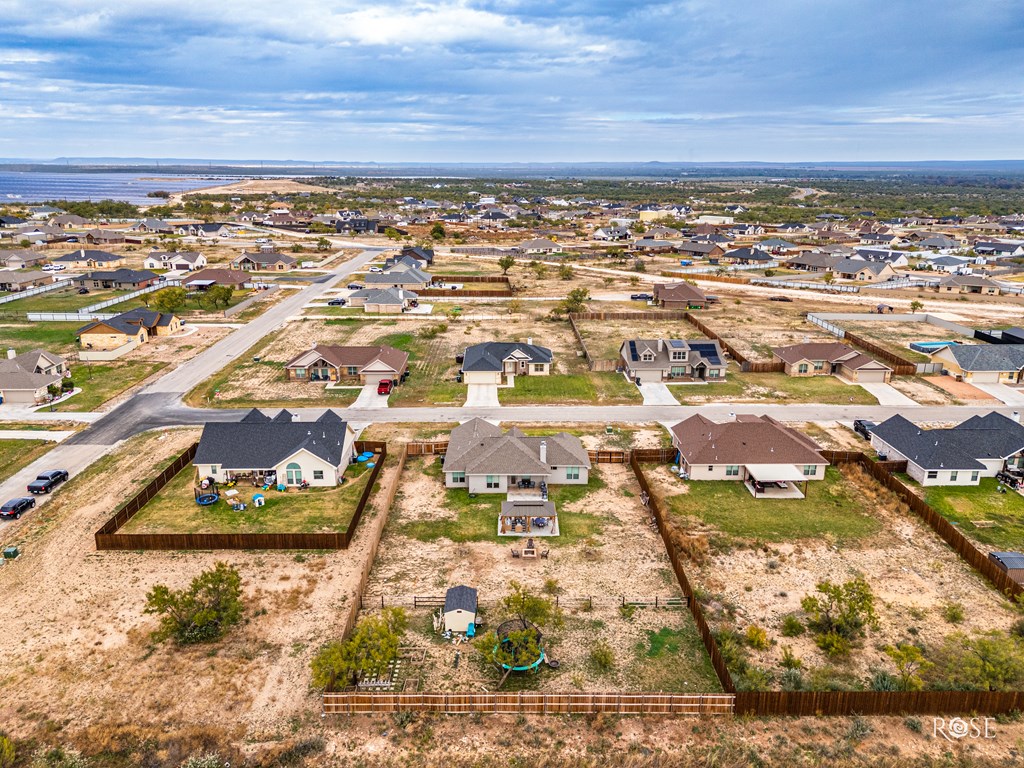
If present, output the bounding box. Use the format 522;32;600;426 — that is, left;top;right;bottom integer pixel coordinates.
144;562;243;645
869;670;899;691
780;668;804;691
619;604;636;621
589;640;615;673
815;631;851;658
904;716;923;733
61;379;74;391
0;736;14;768
734;666;773;691
942;602;965;624
780;645;802;670
780;614;805;637
1011;618;1024;639
744;625;770;650
180;755;223;768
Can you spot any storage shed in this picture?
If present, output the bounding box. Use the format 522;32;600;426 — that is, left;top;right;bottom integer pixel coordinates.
443;585;478;634
989;552;1024;584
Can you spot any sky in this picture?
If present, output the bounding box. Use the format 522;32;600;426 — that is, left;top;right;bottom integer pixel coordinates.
0;0;1023;162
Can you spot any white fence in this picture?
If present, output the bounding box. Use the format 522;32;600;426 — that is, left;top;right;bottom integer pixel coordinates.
79;279;181;313
27;311;117;322
750;278;860;293
0;278;72;305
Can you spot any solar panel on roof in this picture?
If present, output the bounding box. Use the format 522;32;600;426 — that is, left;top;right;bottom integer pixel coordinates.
628;340;638;362
689;342;721;365
668;339;686;348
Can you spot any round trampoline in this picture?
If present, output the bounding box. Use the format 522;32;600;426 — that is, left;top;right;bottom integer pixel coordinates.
195;493;219;506
494;618;545;672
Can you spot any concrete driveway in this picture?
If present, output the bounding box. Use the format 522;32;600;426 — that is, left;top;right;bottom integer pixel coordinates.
973;383;1024;406
351;383;390;409
858;382;919;407
464;384;500;407
638;382;678;405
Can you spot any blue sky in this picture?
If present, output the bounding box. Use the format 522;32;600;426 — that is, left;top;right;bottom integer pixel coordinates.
1;0;1022;162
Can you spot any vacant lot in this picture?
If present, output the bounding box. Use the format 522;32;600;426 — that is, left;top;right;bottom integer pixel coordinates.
122;460;374;535
645;461;1020;689
53;360;167;411
574;317;704;362
922;478;1024;552
362;456;720;693
0;438;53;483
669;368;878;405
0;322;82;355
842;319;979;363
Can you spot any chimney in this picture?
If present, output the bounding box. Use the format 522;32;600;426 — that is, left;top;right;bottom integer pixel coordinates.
657;339;664;352
539;440;547;464
527;337;533;346
6;349;15;360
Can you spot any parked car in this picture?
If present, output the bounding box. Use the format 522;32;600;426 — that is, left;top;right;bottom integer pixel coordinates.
0;497;35;520
768;296;793;302
255;238;270;244
27;470;69;494
368;266;384;273
327;298;347;306
77;287;90;295
630;293;653;301
377;379;394;395
853;420;877;440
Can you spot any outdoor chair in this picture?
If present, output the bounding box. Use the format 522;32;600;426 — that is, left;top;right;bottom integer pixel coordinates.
511;549;521;558
540;549;550;559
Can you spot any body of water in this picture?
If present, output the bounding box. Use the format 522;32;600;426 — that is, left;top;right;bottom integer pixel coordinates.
0;172;228;205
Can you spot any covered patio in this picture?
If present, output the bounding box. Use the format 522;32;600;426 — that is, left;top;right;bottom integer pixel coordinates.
498;499;559;536
744;464;808;499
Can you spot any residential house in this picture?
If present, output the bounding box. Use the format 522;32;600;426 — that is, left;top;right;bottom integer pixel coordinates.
519;238;560;254
77;307;181;350
0;270;52;292
73;269;160;290
772;342;892;383
462;341;553;385
619;338;727;383
284;344;409;384
928;255;973;274
918;235;959;250
131;218;173;234
399;245;434;266
0;349;68;405
729;223;765;237
937;274;1002;295
653;281;708;309
13;224;65;243
52;249;125;269
230;251;297;271
643;225;681;239
632;238;677;253
335;217;380;234
347;287;418;314
782;251;841;272
725;246;774;264
175;223;234;238
929;344;1024;384
83;229;126;245
777;222;813;235
669;414;827;497
441;417;590;494
0;215;27;228
974;242;1024;258
870;412;1024;486
182;268;249;289
678;241;725;259
593;226;632;241
831;258;897;282
757;238;799;254
27;205;64;220
364;264;433;290
0;249;46;269
48;214;89;229
142;250;207;271
860;232;903;247
855;248;911;267
193;409;356;488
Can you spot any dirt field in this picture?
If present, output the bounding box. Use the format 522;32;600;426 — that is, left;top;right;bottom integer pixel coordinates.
575;317;707;362
842;320;979;363
361;458;720;693
645;463;1020;688
165;177;339;201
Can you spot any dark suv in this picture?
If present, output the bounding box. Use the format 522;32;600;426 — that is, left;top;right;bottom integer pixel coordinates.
27;470;69;494
853;420;877;440
0;497;35;520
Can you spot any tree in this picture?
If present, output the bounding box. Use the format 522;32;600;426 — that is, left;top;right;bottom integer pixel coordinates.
910;300;924;313
558;264;574;281
884;643;932;691
800;576;877;641
822;271;836;285
500;581;561;628
532;262;548;280
476;627;541;688
316;237;331;252
562;287;590;314
311;608;407;690
206;285;234;309
497;254;516;275
384;227;401;241
151;286;187;313
633;259;646;273
507;298;523;315
144;562;244;645
430;223;446;240
934;631;1024;691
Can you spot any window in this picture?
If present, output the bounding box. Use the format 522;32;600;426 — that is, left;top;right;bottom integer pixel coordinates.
708;369;720;378
670;366;686;377
950;471;958;482
566;466;580;480
486;475;499;489
451;471;466;484
671;351;685;361
725;465;739;477
533;364;545;372
813;361;824;371
642;353;654;361
803;465;817;476
293;367;306;379
971;471;979;482
707;465;714;472
798;364;809;374
285;462;303;485
926;470;938;479
313;470;324;480
346;366;359;376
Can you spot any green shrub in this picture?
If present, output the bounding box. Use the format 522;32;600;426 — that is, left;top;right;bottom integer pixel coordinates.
589;640;616;673
869;670;899;691
815;630;851;658
904;717;923;733
619;604;636;621
942;602;965;624
780;668;804;691
144;562;243;645
780;646;802;670
744;625;770;650
735;666;772;691
0;736;14;768
1011;618;1024;639
780;615;805;637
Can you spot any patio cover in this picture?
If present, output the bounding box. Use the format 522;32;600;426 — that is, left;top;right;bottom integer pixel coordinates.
746;464;805;482
185;279;216;287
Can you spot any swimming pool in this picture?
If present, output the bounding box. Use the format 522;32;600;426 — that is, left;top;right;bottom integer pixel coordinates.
909;340;962;353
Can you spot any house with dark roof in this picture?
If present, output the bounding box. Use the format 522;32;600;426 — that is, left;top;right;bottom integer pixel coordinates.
364;263;432;290
52;249;125;269
131;218;173;234
619;338;726;383
77;307;182;351
347;287;418;314
183;268;250;289
678;241;725;259
724;246;774;264
462;341;553;385
0;349;68;405
83;229;127;245
772;342;892;383
974;242;1024;258
929;344;1024;384
653;281;708;309
442;418;590;494
73;269;160;290
284;344;409;384
669;414;827;497
831;258;897;282
870;413;1024;486
193;409;356;487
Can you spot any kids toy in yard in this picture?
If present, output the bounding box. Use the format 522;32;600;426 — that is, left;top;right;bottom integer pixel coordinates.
491;618;546;687
195;492;219;506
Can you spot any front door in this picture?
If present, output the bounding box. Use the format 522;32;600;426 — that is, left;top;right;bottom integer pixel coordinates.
285;462;303;485
694;363;707;380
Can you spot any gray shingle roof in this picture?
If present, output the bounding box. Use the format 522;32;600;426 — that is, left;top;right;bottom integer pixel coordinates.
444;585;478;613
872;412;1024;469
938;344;1024;372
462;342;553;372
442;418;590;475
194;409;350;470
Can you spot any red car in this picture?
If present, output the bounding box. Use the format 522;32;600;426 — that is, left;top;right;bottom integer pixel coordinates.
377;379;394;395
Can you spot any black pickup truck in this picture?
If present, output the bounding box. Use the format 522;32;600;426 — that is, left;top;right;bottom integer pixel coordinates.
27;470;69;494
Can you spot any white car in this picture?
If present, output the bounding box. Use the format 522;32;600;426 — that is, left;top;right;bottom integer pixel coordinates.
41;264;56;271
368;266;384;273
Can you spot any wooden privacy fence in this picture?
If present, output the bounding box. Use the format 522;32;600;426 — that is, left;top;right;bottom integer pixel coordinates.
589;449;629;464
363;594;687;610
735;690;1024;717
843;331;918;375
418;288;513;298
682;313;752;368
741;360;786;373
323;692;734;715
632;447;679;463
94;441;387;551
406;441;449;456
570;310;691;321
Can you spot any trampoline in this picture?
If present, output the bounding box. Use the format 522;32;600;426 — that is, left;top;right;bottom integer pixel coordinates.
195;493;219;506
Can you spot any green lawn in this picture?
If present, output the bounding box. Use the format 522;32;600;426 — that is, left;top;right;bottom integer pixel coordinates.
0;439;54;483
2;288;143;313
924;479;1024;550
628;623;724;692
397;459;607;546
664;467;882;544
670;371;878;405
122;461;373;534
0;322;81;354
54;361;168;411
498;373;642;405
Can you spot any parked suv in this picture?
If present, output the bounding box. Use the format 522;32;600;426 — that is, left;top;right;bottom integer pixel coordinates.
27;469;70;494
853;420;877;440
0;497;35;520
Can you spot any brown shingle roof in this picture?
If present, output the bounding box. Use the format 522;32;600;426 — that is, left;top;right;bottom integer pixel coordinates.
285;344;409;374
670;414;825;466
